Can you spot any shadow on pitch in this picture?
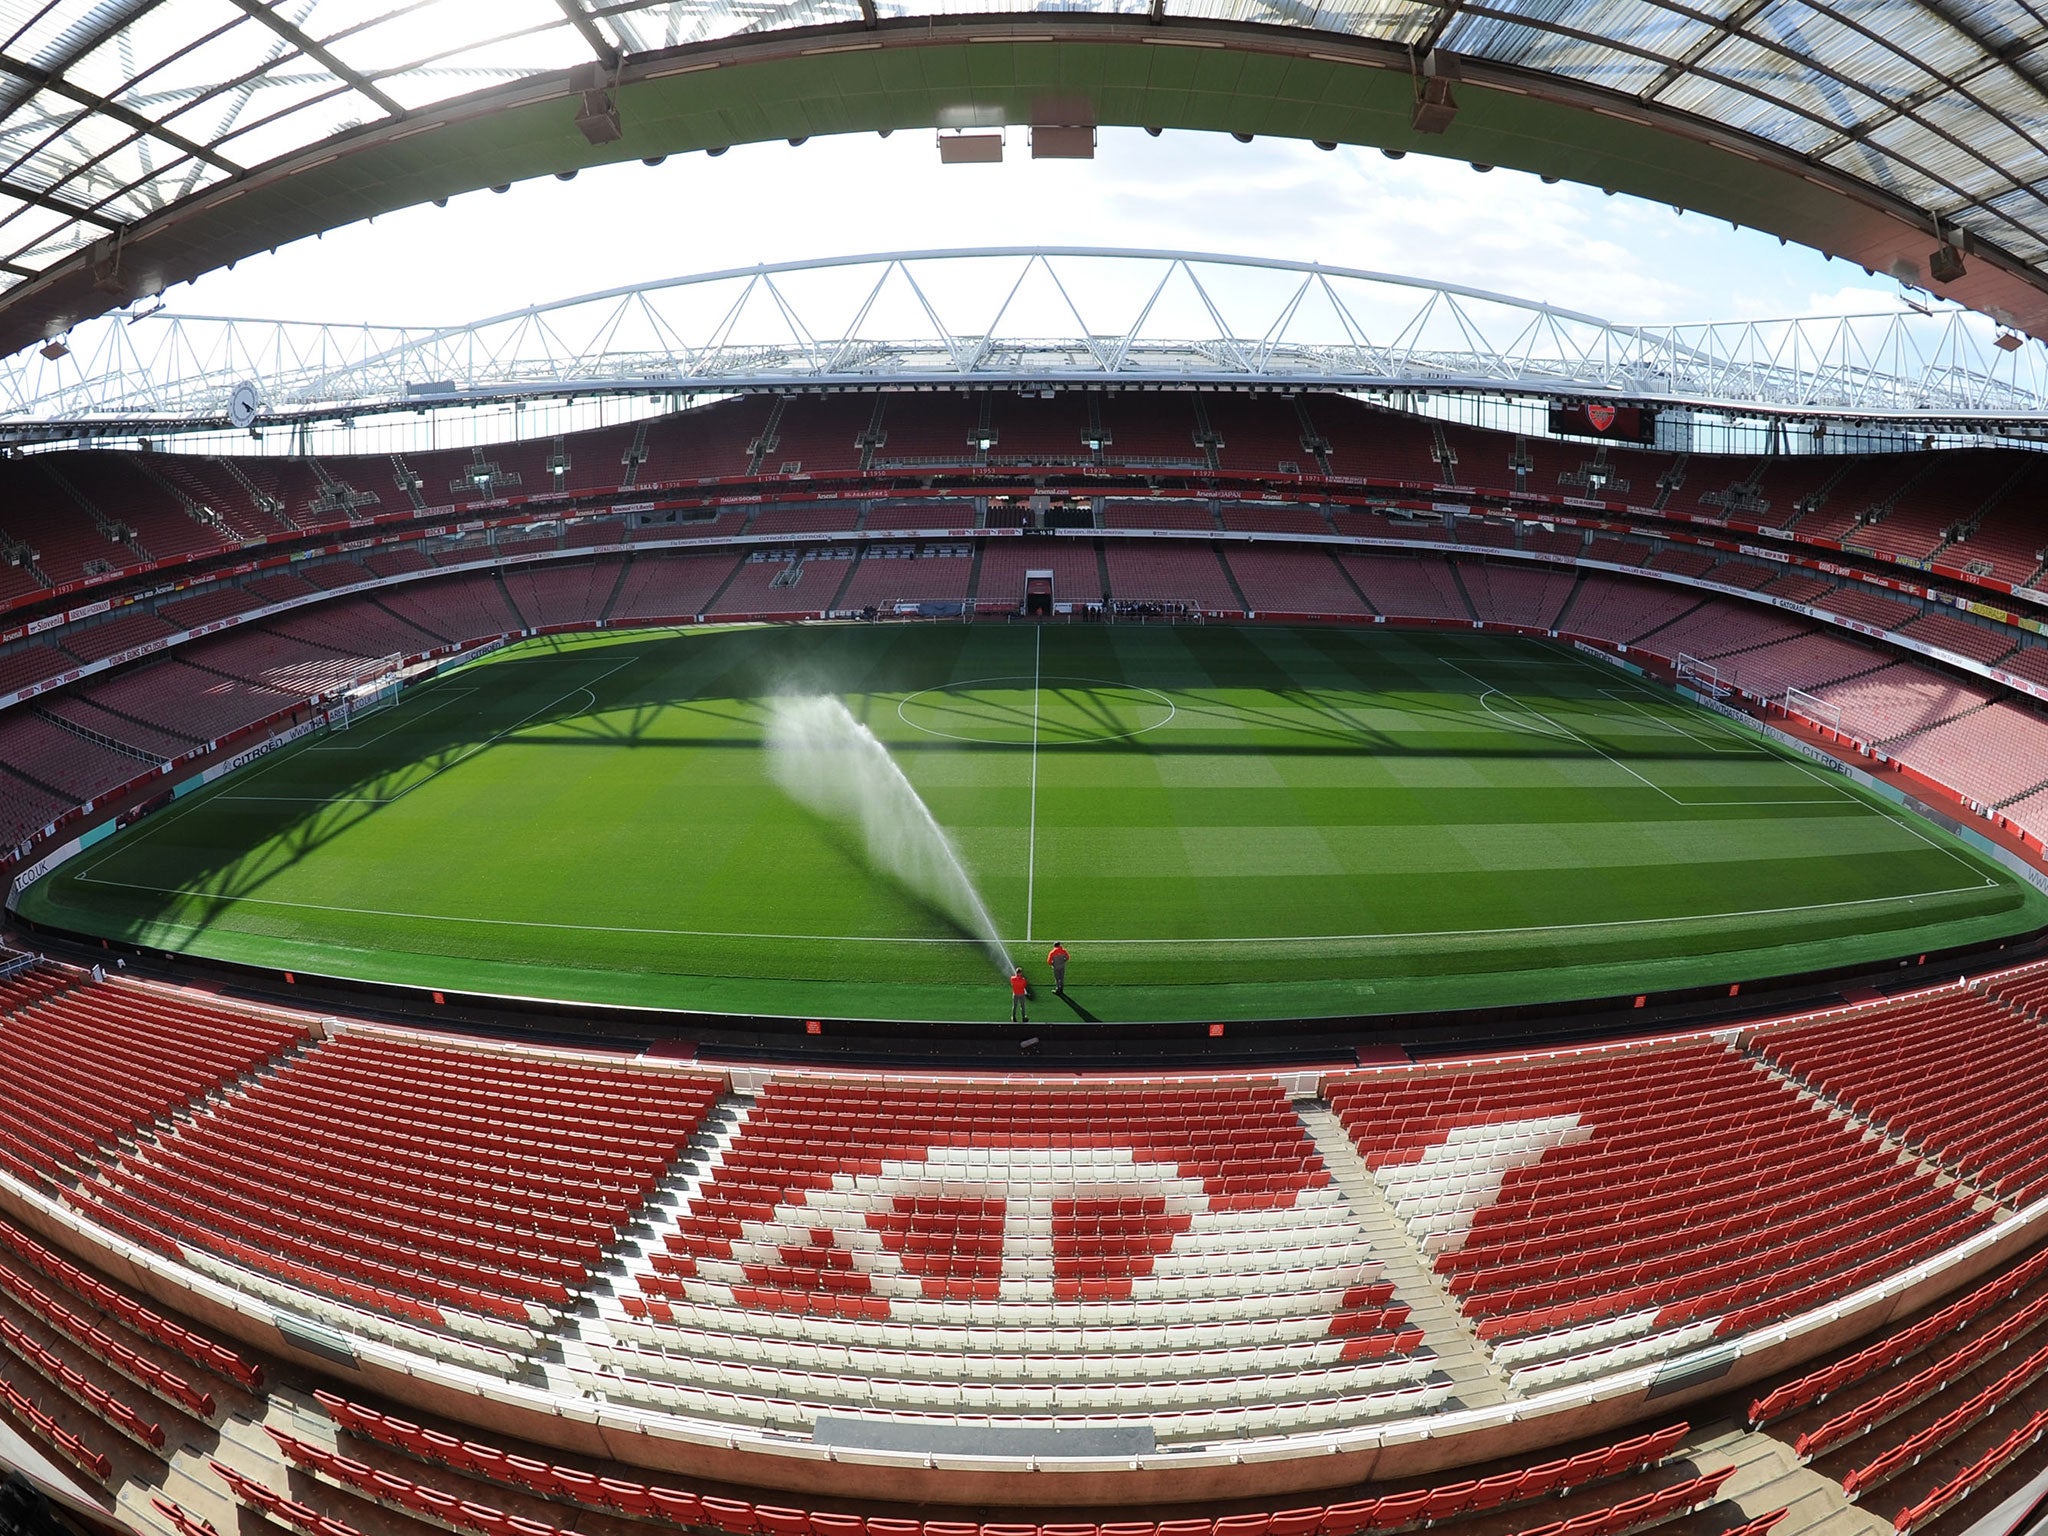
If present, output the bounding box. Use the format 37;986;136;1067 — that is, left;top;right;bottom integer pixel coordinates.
1051;990;1101;1023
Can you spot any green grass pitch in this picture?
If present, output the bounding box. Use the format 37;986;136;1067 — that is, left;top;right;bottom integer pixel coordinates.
17;623;2045;1023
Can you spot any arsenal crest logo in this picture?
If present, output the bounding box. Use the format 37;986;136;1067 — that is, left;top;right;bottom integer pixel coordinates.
1586;403;1618;432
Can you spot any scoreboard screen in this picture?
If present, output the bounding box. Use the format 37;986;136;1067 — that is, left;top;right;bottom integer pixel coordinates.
1549;401;1658;443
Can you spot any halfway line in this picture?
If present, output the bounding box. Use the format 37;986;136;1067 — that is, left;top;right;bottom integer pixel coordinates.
1026;624;1041;943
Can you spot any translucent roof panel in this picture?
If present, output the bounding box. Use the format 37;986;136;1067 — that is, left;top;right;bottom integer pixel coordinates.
0;0;2044;332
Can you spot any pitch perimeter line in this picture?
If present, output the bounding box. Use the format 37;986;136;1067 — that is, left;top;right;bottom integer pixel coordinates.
70;878;1996;948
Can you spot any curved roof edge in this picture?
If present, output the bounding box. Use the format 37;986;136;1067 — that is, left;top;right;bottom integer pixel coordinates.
5;14;2048;364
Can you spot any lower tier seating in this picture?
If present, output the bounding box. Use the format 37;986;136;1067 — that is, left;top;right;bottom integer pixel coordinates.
298;1390;1723;1536
74;1031;723;1331
0;968;303;1190
1326;1040;1990;1382
1754;979;2048;1202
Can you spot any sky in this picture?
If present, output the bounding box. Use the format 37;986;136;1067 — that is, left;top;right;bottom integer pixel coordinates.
173;127;1919;332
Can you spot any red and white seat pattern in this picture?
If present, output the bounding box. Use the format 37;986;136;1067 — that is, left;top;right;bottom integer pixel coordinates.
596;1079;1434;1436
1328;1042;1989;1385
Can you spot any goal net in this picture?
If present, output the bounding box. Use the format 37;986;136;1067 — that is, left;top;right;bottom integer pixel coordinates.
328;655;405;732
1675;653;1729;699
1784;685;1845;741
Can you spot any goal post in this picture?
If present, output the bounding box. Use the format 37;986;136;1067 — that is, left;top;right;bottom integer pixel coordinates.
1784;685;1845;742
326;654;406;733
1675;653;1729;699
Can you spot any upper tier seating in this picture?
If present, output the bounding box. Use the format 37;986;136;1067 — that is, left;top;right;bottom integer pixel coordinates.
1209;396;1314;473
49;456;234;565
1098;396;1207;466
615;1078;1428;1438
76;1033;721;1329
1326;1040;1988;1384
61;612;178;665
1894;613;2014;667
10;398;2048;640
757;397;876;475
0;972;303;1191
870;394;983;465
637;398;773;483
146;455;299;541
988;394;1096;467
1849;454;2017;564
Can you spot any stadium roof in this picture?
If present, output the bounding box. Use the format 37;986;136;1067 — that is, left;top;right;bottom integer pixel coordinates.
2;1;2048;365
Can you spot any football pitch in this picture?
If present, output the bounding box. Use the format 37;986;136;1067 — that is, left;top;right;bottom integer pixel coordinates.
17;623;2045;1023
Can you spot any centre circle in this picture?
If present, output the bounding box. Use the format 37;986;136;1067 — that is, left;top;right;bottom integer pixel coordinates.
896;675;1177;745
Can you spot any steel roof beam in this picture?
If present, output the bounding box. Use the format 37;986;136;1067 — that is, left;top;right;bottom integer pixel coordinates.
218;0;406;121
4;249;2042;430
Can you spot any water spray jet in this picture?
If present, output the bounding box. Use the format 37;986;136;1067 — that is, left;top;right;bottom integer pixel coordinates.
764;695;1015;975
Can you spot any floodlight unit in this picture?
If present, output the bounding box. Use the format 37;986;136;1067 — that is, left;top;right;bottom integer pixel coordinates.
1997;330;2026;351
37;339;66;361
938;132;1003;163
1411;51;1460;135
1031;126;1095;159
571;62;623;146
